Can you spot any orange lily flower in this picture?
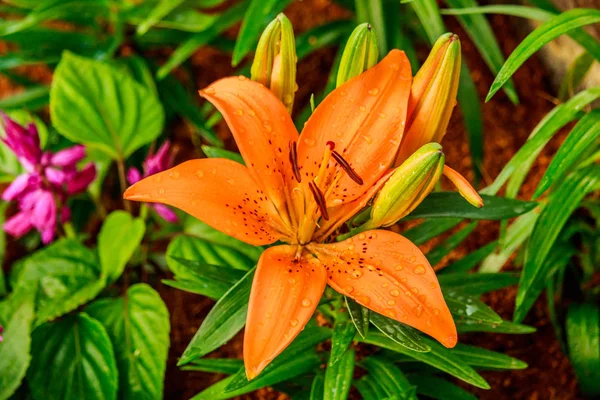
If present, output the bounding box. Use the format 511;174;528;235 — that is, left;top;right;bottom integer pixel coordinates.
124;50;457;379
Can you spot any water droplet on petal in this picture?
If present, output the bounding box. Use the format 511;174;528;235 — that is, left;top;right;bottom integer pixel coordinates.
362;135;373;144
358;233;366;240
359;105;366;112
387;299;396;306
303;137;316;146
301;299;312;307
395;265;403;271
248;109;256;116
390;289;400;297
390;63;399;71
238;75;247;81
368;88;380;96
290;319;299;327
344;286;354;294
234;109;244;116
351;270;363;278
288;278;296;284
413;305;424;317
413;265;426;275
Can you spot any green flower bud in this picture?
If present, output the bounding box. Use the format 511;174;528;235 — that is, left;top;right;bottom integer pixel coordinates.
251;13;297;113
369;143;445;228
336;23;379;87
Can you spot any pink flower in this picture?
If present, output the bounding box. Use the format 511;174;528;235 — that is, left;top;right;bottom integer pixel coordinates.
1;115;96;243
127;141;178;223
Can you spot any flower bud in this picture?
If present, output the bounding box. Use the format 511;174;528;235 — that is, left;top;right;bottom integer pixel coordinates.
251;13;297;113
336;23;379;87
443;165;483;208
369;143;445;228
394;33;461;166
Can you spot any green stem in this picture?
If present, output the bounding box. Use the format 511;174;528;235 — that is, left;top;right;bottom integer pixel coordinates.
336;220;376;242
117;158;131;213
63;221;76;239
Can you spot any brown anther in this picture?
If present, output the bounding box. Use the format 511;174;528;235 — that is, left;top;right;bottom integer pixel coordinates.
326;141;335;151
331;151;364;185
289;141;302;183
308;181;329;220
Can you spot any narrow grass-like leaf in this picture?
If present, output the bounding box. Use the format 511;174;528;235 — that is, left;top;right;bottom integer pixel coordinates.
324;348;355;400
355;0;387;53
487;9;600;101
534;110;600;198
182;358;244;374
310;373;325;400
403;218;462;245
406;193;536;220
444;290;502;324
370;312;430;352
354;376;387;399
457;320;536;334
359;333;489;389
409;375;477;400
426;222;477;265
135;0;185;35
558;52;595;101
329;320;356;366
441;4;553;20
231;0;291;66
202;145;244;164
0;85;49;111
345;296;369;338
439;272;519;295
295;20;353;59
566;303;600;396
442;241;498;274
360;356;416;398
178;267;254;365
452;343;527;370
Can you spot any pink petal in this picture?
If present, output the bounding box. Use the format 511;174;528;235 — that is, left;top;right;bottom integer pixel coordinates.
2;174;32;201
4;211;33;237
153;203;179;223
67;163;96;194
127;167;142;185
50;145;86;167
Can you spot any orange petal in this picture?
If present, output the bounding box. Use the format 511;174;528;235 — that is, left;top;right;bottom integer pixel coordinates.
310;230;457;347
245;245;327;379
124;158;286;245
443;165;483;208
199;77;299;221
296;50;412;205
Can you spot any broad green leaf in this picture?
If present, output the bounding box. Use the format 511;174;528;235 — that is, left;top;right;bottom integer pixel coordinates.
0;85;49;111
558;51;595;101
403;218;462;245
0;289;35;400
566;303;600;396
534;110;600;198
329;320;356;366
231;0;292;66
86;284;170;400
370;312;430;352
157;1;248;78
445;0;518;104
359;333;489;389
15;239;105;326
324;348;354;400
182;358;244;374
426;222;477;265
360;356;416;398
483;87;600;197
409;375;477;400
405;193;536;220
441;241;498;274
225;326;331;389
98;211;146;284
51;52;165;159
452;343;527;370
444;290;502;324
487;9;600;101
202;145;244;164
345;296;369;338
438;273;519;295
516;166;600;322
178;267;254;365
27;313;118;400
456;319;535;334
354;376;388;399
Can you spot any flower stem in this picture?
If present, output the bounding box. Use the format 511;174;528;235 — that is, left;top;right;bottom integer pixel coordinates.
336;220;375;242
63;221;76;239
117;158;131;213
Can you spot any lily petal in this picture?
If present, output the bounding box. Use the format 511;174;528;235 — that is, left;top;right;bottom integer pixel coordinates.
311;230;457;348
443;165;483;208
245;244;327;379
296;50;412;205
124;158;286;245
199;77;299;223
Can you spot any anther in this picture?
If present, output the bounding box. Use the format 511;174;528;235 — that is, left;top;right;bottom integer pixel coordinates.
326;141;335;151
331;151;364;185
289;141;302;183
308;181;329;220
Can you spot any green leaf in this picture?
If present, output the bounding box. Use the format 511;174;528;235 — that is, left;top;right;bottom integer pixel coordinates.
182;358;244;374
354;376;388;399
355;0;387;54
405;193;536;220
157;1;248;78
438;273;519;295
409;375;477;400
15;239;105;326
135;0;186;35
178;267;255;365
27;313;118;400
359;333;489;389
86;284;170;400
329;320;356;366
231;0;292;66
0;85;49;111
324;348;354;400
202;145;244;164
487;9;600;101
444;290;502;324
295;20;353;59
515;166;600;322
534;110;600;198
360;356;416;398
558;51;595;101
345;296;369;338
51;52;164;159
0;289;35;400
98;211;146;284
403;218;462;245
445;0;519;104
452;343;527;370
370;312;430;353
456;319;535;334
566;303;600;396
426;222;477;265
441;241;498;274
483;87;600;197
440;4;553;20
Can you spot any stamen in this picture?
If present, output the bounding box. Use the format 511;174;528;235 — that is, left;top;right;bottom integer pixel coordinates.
308;181;329;220
331;151;364;185
289;141;302;183
326;141;335;151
